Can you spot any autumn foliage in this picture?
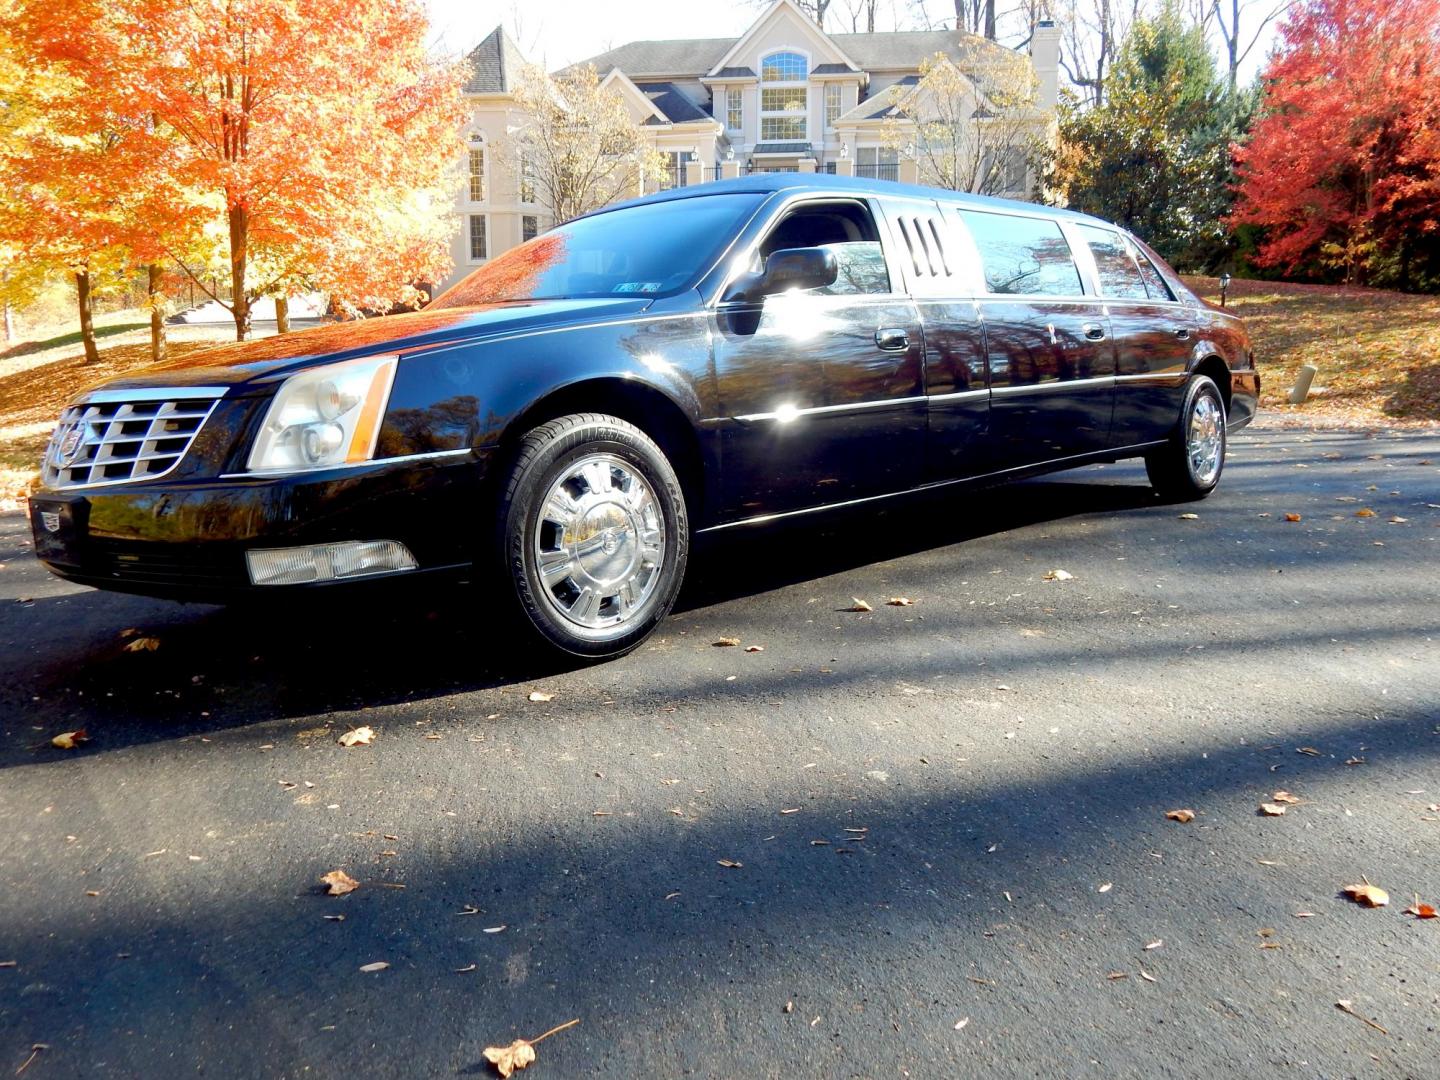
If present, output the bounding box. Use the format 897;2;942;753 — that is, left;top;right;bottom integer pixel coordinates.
1230;0;1440;289
3;0;466;343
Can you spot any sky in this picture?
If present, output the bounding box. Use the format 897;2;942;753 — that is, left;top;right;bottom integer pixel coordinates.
421;0;1282;85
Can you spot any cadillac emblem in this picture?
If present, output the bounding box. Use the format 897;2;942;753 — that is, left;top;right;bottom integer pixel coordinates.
57;425;84;466
41;511;61;533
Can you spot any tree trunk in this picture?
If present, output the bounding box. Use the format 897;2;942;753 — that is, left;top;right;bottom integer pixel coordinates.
148;263;167;363
274;294;290;334
228;202;251;341
983;0;996;39
2;300;12;344
76;270;100;364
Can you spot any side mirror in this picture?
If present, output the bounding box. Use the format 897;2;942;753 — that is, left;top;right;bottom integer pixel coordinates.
725;247;838;303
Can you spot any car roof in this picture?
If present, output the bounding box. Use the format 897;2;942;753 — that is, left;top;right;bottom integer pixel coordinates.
588;171;1101;225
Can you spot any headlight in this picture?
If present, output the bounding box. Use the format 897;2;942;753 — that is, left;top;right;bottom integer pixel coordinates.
247;354;398;473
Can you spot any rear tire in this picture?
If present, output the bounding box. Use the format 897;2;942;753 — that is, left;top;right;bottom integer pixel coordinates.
1145;375;1226;501
498;413;688;660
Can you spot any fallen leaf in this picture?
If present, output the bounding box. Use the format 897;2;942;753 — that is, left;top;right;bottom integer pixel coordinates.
482;1020;579;1078
1098;882;1113;893
1342;879;1390;908
359;961;389;973
783;1000;794;1014
954;1016;970;1030
1043;569;1073;581
1389;516;1408;524
321;869;360;896
1144;940;1163;950
483;925;507;934
1259;803;1288;816
1284;513;1302;522
1344;756;1366;766
337;726;374;747
887;597;916;606
1354;508;1376;518
712;637;741;647
123;636;161;653
844;598;873;612
1294;911;1317;918
1336;999;1388;1034
1271;791;1301;804
456;905;481;916
1139;970;1157;983
1403;896;1437;919
1165;809;1195;823
455;964;478;973
780;808;801;815
323;914;345;922
1177;513;1199;520
717;859;743;869
51;729;88;750
744;645;765;652
1296;746;1321;756
1106;971;1129;980
527;691;554;703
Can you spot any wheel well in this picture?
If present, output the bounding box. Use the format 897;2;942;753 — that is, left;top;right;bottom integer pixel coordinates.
1193;355;1232;411
501;379;705;518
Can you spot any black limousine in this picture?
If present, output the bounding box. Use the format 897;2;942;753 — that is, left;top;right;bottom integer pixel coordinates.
31;174;1257;658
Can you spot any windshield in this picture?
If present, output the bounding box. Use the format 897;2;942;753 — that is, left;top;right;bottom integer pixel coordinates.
431;193;764;308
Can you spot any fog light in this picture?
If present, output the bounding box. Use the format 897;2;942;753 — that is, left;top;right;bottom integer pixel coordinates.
246;540;418;586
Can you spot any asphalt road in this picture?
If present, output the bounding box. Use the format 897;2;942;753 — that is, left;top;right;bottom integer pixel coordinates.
2;426;1438;1079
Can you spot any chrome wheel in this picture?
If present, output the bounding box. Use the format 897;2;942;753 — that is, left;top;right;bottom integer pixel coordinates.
1187;393;1224;486
532;453;666;632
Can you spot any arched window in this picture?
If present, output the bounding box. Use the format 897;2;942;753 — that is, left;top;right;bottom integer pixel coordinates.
759;50;808;142
467;132;486;203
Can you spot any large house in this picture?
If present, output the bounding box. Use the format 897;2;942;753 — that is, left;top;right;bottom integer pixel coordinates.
440;0;1060;291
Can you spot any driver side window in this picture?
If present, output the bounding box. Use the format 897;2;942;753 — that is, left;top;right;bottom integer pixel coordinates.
757;202;891;297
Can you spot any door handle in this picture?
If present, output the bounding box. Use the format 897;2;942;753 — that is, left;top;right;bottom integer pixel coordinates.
874;328;909;351
1174;327;1192;340
1082;323;1107;341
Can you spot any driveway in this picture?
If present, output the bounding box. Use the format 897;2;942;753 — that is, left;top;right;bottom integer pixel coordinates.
2;427;1438;1079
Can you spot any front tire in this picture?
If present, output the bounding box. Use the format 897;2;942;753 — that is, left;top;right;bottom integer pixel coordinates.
498;413;689;660
1145;375;1227;501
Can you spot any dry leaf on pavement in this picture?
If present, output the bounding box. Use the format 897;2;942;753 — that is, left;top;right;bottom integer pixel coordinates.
712;637;741;647
887;597;915;606
1403;896;1437;919
1165;809;1195;823
717;859;743;868
1284;513;1302;522
1342;879;1389;907
482;1019;579;1078
527;691;554;702
1043;569;1074;581
1354;508;1376;518
1271;791;1301;804
338;726;374;747
321;870;360;896
1259;802;1288;816
123;636;161;652
1177;513;1199;520
744;645;765;652
844;598;873;612
359;962;389;973
1336;999;1388;1034
51;729;88;750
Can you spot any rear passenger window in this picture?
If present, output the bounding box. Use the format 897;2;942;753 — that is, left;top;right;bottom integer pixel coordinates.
1078;224;1149;299
960;211;1083;297
1128;239;1176;302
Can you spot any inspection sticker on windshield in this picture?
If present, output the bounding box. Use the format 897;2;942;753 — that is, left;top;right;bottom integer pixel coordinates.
613;281;663;293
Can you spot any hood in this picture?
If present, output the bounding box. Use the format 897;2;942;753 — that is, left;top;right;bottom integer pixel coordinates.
94;297;654;394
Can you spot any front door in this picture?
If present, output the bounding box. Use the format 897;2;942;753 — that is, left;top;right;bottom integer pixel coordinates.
711;199;925;519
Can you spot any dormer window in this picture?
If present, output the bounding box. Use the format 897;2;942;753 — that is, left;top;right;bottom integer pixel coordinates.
760;50;807;142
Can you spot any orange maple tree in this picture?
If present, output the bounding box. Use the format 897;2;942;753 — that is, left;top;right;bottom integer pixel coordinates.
13;0;466;341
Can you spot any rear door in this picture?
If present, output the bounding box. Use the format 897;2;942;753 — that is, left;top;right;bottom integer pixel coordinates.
1071;223;1195;447
874;196;990;483
955;209;1115;470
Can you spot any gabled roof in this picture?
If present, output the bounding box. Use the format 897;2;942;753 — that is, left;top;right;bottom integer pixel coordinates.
597;69;670;124
464;26;528;94
635;82;714;124
831;29;1013;71
833;74;920;123
704;0;859;77
564;37;734;79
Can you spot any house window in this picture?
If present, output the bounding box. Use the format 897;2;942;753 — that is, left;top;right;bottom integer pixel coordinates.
468;141;485;202
661;151;692;189
824;83;842;128
760;50;807;142
726;87;743;131
522;215;539;242
856;146;899;181
518;153;536;204
468;214;487;261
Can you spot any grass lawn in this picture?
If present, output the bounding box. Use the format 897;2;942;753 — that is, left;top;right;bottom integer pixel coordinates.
3;282;1437;507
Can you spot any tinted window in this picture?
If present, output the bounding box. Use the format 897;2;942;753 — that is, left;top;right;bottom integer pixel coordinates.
432;193;763;306
813;242;890;296
1078;224;1148;299
1128;239;1176;301
959;211;1083;297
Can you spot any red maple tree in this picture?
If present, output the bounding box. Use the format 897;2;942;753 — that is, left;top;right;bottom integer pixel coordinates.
1230;0;1440;287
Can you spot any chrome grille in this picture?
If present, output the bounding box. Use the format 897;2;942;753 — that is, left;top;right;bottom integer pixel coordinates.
41;389;223;490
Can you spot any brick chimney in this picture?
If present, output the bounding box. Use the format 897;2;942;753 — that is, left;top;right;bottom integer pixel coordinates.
1030;19;1061;109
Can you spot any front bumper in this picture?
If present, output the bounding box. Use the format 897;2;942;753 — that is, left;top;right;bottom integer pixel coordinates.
28;450;491;603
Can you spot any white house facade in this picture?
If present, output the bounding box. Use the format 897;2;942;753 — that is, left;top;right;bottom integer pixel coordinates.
439;0;1060;292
